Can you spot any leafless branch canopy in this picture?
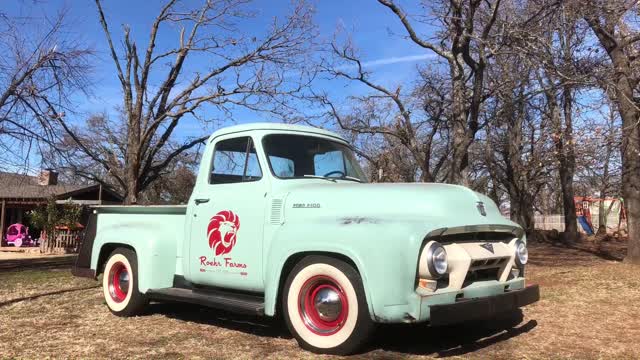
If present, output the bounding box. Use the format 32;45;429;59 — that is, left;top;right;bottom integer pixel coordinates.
0;7;92;169
48;0;316;203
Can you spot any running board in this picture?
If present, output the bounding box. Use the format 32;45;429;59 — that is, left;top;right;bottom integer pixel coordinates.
147;287;265;316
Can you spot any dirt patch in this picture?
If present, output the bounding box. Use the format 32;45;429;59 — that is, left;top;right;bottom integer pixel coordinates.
1;243;639;359
0;245;79;261
0;268;96;303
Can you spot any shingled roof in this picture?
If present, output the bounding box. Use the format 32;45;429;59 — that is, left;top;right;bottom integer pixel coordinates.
0;171;100;200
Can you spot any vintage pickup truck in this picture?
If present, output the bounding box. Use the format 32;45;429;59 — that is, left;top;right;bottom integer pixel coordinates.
73;122;539;355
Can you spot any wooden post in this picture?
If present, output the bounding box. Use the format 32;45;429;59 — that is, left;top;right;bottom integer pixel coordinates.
0;200;5;244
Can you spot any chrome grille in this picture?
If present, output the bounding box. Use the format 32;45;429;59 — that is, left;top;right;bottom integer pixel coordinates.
470;257;509;268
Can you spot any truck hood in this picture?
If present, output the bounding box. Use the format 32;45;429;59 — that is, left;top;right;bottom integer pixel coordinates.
281;182;517;230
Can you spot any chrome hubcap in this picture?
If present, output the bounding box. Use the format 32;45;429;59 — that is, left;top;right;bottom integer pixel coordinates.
118;271;129;294
108;262;129;303
298;276;348;335
314;287;342;322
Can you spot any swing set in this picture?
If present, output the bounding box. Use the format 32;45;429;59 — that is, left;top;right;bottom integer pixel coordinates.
574;196;627;235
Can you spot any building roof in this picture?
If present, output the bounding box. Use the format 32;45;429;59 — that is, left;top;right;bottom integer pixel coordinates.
0;172;105;200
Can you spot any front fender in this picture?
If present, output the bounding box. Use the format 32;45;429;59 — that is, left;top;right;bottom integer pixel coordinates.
263;215;431;320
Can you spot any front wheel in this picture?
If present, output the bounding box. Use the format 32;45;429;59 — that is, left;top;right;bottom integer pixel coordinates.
282;255;375;355
102;248;148;316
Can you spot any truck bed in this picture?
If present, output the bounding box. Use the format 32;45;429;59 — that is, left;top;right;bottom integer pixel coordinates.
73;205;187;279
91;205;187;215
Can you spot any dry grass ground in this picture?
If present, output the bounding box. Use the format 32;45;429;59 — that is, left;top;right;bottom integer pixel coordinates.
1;242;639;359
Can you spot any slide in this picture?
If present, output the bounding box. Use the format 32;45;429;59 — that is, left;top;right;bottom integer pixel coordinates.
577;215;594;235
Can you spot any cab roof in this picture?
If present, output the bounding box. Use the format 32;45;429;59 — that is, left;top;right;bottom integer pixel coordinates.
208;122;347;143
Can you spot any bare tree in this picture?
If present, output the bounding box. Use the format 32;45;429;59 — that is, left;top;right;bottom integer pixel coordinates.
582;0;640;263
377;0;502;186
314;39;449;183
0;7;91;169
482;51;554;232
542;4;584;240
50;0;315;203
574;100;622;233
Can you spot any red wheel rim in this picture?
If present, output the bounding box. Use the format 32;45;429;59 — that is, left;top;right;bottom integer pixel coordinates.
108;262;129;303
298;275;348;336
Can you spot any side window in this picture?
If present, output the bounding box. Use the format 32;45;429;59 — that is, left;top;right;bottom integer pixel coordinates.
210;137;262;184
269;155;295;177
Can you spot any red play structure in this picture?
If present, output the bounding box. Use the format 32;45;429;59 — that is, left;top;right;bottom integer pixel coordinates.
574;197;627;235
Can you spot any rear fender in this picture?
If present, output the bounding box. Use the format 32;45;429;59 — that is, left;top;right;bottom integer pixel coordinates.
91;226;176;293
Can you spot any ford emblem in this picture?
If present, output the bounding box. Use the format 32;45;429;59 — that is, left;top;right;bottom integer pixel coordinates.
476;201;487;216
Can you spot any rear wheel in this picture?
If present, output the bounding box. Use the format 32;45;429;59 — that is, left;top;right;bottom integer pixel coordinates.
102;248;148;316
282;255;375;355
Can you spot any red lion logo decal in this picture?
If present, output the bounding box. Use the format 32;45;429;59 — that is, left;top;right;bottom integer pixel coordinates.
207;210;240;256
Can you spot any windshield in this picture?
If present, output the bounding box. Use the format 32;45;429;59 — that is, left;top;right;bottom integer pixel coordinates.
262;134;368;182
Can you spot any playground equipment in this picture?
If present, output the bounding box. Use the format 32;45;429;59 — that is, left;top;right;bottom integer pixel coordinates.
575;197;627;235
3;223;38;247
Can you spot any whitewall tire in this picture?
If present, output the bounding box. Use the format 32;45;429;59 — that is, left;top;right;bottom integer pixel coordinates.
102;248;148;316
282;255;375;355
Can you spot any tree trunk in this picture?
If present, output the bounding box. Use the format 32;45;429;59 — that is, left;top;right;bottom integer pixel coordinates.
509;188;535;234
447;63;471;186
585;16;640;263
609;49;640;264
124;114;141;205
618;99;640;264
559;85;578;241
503;97;534;232
597;145;612;235
597;197;607;235
124;173;139;204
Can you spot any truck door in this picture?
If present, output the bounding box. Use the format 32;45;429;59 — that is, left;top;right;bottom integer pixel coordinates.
188;135;266;292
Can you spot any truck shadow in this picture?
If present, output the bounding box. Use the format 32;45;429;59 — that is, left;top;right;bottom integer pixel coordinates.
148;302;535;356
146;302;292;338
369;311;537;357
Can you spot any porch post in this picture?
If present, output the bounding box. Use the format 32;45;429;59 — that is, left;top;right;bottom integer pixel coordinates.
1;200;5;243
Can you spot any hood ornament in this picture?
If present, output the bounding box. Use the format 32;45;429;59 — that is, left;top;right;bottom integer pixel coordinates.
480;243;494;253
476;201;487;216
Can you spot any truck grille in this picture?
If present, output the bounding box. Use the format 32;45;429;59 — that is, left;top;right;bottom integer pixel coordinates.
464;268;501;284
463;256;509;286
470;257;509;268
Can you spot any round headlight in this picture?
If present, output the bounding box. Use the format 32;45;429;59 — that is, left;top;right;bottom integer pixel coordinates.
431;245;448;275
515;240;528;265
418;241;449;279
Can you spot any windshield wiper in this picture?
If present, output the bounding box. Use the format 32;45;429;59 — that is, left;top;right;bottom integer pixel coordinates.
302;175;337;182
339;176;363;183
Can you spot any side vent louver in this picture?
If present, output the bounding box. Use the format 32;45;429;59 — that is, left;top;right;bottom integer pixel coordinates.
270;199;284;225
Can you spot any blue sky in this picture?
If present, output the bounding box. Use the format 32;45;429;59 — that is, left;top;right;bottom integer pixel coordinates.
5;0;438;171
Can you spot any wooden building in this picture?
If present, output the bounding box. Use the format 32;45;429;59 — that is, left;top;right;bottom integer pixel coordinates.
0;169;122;241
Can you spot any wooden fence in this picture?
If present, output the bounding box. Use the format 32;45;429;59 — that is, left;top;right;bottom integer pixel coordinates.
534;214;626;233
39;230;84;254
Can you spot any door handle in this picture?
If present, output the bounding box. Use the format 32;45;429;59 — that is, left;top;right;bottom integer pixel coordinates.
194;198;210;205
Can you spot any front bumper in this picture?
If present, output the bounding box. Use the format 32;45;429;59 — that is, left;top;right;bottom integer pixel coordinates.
429;284;540;326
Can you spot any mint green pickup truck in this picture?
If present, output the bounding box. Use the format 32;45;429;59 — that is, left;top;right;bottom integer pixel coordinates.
73;123;539;355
